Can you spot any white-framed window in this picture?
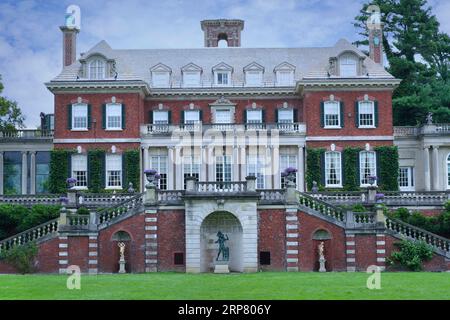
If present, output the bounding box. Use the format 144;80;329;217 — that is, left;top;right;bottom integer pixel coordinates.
359;151;377;186
215;155;232;182
340;54;357;77
105;154;122;188
215;71;230;86
245;71;263;86
447;154;450;189
278;109;294;123
183;71;201;87
358;101;375;128
325;151;342;187
72;103;88;130
71;154;87;188
399;167;414;191
89;59;105;80
153;111;169;124
247;109;262;123
214;109;232;124
276;71;294;86
324;101;340;128
150;155;167;190
280;154;297;188
106;103;122;130
183;155;200;189
247;155;265;189
152;71;170;88
184;110;200;124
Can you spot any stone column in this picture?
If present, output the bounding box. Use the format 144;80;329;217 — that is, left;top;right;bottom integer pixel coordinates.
200;146;207;181
432;146;440;191
265;146;273;189
272;146;280;189
297;145;305;192
423;146;431;191
207;146;214;182
167;147;175;190
239;146;246;181
143;147;149;170
175;146;183;190
21;151;27;195
30;151;36;195
0;152;3;195
232;145;239;182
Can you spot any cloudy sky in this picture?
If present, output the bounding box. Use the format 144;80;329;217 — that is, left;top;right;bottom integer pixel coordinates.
0;0;449;127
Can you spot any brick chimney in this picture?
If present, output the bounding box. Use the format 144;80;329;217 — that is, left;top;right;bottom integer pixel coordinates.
60;26;79;68
201;19;244;47
367;8;383;65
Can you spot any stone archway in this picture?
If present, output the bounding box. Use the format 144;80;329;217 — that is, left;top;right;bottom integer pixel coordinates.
200;211;243;272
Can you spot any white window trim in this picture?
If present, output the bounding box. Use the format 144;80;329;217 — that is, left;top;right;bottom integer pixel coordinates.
246;155;265;188
71;154;88;189
399;166;415;191
153;110;169;124
184;110;200;124
88;59;106;80
245;71;263;87
278;109;294;123
247;109;262;123
358;101;376;128
279;154;297;187
359;151;377;187
214;155;233;181
105;154;122;189
182;71;201;88
105;103;123;131
325;151;342;188
275;70;294;86
446;153;450;190
214;71;232;86
324;101;341;129
71;103;88;131
152;71;170;88
182;155;201;189
339;54;358;77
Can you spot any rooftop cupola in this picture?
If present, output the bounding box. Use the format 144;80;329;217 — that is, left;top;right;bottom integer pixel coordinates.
201;19;244;47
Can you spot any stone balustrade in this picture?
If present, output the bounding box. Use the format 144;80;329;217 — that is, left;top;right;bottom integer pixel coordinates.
97;194;143;224
0;194;63;206
196;181;247;193
0;218;58;253
258;189;285;203
394;124;450;137
0;129;54;140
298;192;345;222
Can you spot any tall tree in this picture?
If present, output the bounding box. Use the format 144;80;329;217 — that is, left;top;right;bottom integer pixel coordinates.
354;0;450;125
0;74;25;131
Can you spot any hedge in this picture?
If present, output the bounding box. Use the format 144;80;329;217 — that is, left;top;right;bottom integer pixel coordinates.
123;149;140;192
374;146;399;191
88;149;106;193
343;147;363;191
306;148;325;190
49;149;74;193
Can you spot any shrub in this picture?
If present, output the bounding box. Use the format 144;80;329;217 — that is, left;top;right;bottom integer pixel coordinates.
0;242;38;274
351;204;367;212
16;205;61;233
387;239;433;271
76;207;90;215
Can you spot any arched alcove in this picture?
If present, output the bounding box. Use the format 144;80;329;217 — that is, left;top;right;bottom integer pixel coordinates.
312;229;332;271
200;211;243;272
111;230;132;273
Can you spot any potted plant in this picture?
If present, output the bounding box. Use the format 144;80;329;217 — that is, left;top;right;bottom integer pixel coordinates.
144;169;159;187
66;177;77;189
282;167;297;187
368;175;377;186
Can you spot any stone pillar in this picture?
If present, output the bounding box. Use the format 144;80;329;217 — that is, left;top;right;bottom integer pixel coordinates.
265;147;273;189
200;146;207;181
0;152;3;195
21;151;27;195
143;147;149;170
207;146;214;182
432;146;440;191
144;185;157;205
30;151;36;195
297;145;305;192
167;147;175;190
232;146;239;182
245;175;256;192
423;146;431;191
239;146;246;181
273;146;280;189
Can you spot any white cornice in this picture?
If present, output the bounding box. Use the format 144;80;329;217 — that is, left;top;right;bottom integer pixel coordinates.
45;80;150;95
306;136;394;141
296;78;401;92
54;138;141;143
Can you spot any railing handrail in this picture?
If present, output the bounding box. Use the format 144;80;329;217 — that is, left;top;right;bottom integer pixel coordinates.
96;193;144;215
299;192;344;212
0;218;59;245
386;216;450;243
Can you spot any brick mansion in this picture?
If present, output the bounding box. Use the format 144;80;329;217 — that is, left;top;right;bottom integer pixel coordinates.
0;10;449;274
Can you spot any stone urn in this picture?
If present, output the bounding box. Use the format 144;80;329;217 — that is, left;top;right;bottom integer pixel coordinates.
66;177;77;189
144;169;160;188
282;167;297;188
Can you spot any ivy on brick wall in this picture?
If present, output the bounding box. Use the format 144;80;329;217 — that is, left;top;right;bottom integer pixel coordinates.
343;147;363;191
88;149;106;193
306;148;325;190
374;146;399;191
48;149;74;193
123;149;140;192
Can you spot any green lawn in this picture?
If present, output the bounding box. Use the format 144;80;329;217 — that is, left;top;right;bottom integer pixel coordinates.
0;272;448;300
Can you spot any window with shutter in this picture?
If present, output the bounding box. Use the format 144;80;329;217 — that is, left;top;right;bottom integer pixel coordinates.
105;103;122;130
358;101;375;128
72;104;88;130
278;109;293;123
324;151;342;187
153;111;169;124
71;154;88;188
105;154;122;188
246;110;262;123
359;151;377;186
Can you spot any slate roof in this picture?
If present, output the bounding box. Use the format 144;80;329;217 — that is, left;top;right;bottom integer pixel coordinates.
50;38;395;86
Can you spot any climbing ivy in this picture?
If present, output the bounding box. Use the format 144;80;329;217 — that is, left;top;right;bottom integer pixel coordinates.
374;146;399;191
343;147;363;191
88;149;105;193
306;148;325;190
123;149;140;192
48;149;74;193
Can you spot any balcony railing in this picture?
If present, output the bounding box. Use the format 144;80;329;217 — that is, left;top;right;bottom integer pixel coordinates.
141;122;306;136
394;124;450;137
0;129;54;140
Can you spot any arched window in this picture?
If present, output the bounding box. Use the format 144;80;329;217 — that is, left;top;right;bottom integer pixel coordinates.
447;154;450;189
339;53;357;77
89;59;105;80
359;151;377;186
325;151;342;187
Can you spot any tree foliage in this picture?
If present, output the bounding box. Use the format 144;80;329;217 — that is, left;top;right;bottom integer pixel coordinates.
0;74;25;131
354;0;450;125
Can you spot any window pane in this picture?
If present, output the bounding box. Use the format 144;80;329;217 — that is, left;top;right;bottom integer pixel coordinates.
4;152;21;195
278;109;293;123
359;101;374;127
324;101;340;127
280;154;297;188
71;155;88;187
359;151;376;185
325;152;341;186
106;154;122;187
277;71;293;85
150;155;167;190
153;111;168;124
152;72;170;87
72;104;88;129
185;110;200;123
246;71;262;86
247;110;262;123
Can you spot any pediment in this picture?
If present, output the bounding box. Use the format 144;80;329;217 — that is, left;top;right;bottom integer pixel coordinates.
150;63;172;73
243;62;264;72
209;96;236;106
274;62;296;72
182;63;202;72
212;62;233;72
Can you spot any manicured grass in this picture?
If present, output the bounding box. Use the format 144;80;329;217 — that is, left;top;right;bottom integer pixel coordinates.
0;272;448;300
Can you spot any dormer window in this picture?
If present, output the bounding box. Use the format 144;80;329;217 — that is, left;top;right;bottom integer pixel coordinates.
274;62;295;86
339;53;358;77
89;59;105;80
182;63;202;88
216;72;229;85
244;62;264;87
212;62;233;86
150;63;171;88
